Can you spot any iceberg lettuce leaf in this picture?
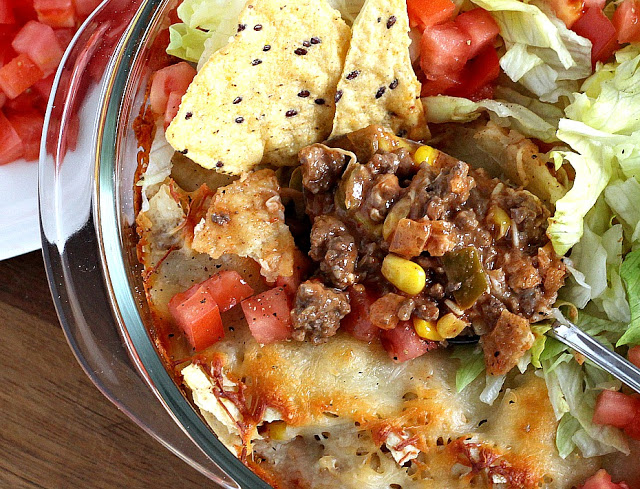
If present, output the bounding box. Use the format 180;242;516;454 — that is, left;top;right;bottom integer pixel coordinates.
617;249;640;346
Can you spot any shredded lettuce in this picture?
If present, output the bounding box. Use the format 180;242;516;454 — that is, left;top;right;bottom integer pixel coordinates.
617;249;640;346
138;125;174;212
472;0;591;102
167;0;247;64
451;346;485;393
422;95;559;142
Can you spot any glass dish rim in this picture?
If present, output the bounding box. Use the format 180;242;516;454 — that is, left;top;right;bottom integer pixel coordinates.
87;1;272;487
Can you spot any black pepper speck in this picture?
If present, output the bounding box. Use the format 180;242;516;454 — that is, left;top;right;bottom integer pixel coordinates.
263;44;271;52
389;78;399;90
216;161;224;168
235;116;244;123
294;47;308;55
298;90;310;98
314;98;325;105
302;40;311;47
310;37;321;44
335;90;343;103
375;86;386;99
254;24;262;30
285;109;298;117
185;112;192;120
251;59;262;65
180;149;188;155
387;15;397;28
346;70;359;80
233;96;242;104
238;24;246;31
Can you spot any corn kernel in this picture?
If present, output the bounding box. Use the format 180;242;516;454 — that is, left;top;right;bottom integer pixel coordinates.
381;254;426;295
413;317;443;341
413;145;439;166
268;421;289;441
487;206;511;240
436;313;468;339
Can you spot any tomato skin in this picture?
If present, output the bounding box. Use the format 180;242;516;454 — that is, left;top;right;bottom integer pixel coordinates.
149;61;196;118
342;286;380;343
12;21;64;74
0;92;5;108
0;110;23;164
6;109;44;161
455;8;500;59
168;287;224;351
0;53;44;99
545;0;585;28
242;287;293;344
628;345;640;368
579;469;631;489
613;0;640;43
73;0;102;18
446;45;500;100
33;74;55;102
380;320;436;363
34;0;76;28
572;7;619;65
592;390;638;428
407;0;456;29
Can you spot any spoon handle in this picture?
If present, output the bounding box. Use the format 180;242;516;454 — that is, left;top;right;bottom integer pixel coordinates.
551;319;640;394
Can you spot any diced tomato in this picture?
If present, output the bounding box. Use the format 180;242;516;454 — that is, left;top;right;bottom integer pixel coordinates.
34;0;76;28
0;92;5;108
0;54;44;99
12;21;64;74
628;345;640;368
168;287;224;351
613;0;640;43
342;286;380;343
10;1;37;24
33;74;55;102
72;0;101;18
275;249;312;295
407;0;456;30
420;21;472;78
380;321;437;363
177;270;254;314
455;8;500;59
572;7;619;65
164;91;182;129
420;73;461;97
54;27;75;48
241;287;293;344
545;0;585;28
5;89;46;112
0;110;23;164
446;45;500;100
0;0;15;24
579;469;631;489
149;62;196;116
593;390;638;428
6;109;44;161
584;0;605;8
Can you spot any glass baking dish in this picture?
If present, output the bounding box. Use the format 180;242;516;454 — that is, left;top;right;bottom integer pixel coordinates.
39;1;271;487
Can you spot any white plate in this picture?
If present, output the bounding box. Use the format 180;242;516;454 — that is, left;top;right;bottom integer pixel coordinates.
0;159;40;261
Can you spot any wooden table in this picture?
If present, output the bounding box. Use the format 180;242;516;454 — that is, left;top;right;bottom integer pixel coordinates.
0;251;214;488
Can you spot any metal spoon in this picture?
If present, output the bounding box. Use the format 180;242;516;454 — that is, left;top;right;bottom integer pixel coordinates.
551;315;640;394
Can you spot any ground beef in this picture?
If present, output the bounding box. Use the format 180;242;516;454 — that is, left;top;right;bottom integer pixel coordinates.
292;125;566;372
309;215;357;289
299;144;347;194
291;281;351;344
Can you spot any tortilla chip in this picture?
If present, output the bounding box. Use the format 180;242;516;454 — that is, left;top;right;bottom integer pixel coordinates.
191;169;295;282
166;0;351;174
329;0;428;141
